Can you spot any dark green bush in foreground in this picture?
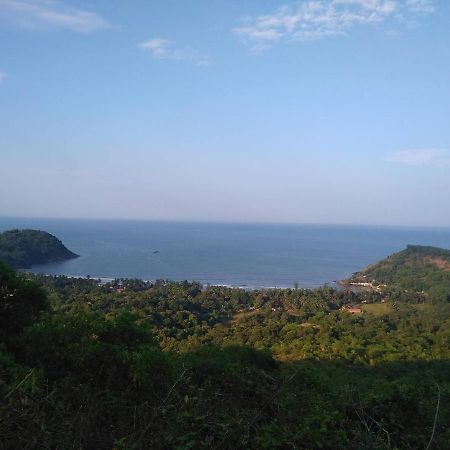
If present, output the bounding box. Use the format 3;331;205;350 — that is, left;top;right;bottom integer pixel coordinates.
0;262;47;341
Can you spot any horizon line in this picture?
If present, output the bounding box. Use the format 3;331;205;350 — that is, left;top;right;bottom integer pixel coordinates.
1;215;450;231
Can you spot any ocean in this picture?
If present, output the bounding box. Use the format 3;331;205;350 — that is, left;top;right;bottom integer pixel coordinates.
1;217;450;289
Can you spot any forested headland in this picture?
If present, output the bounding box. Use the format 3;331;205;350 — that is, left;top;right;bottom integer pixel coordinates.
0;229;78;269
342;244;450;303
0;245;449;449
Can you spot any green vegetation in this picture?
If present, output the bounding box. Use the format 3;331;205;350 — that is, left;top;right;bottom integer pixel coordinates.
0;229;78;269
1;258;449;449
0;262;47;341
345;245;450;303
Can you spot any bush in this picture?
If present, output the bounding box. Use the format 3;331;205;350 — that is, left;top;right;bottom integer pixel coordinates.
0;262;47;342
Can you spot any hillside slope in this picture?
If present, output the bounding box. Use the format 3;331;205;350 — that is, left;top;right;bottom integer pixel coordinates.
345;245;450;302
0;229;78;269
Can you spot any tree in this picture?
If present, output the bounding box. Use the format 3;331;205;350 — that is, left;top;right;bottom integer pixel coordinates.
0;262;48;342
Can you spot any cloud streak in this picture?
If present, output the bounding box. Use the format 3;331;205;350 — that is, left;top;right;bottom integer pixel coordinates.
139;38;211;66
0;0;110;33
405;0;434;14
234;0;435;52
0;72;6;83
385;149;450;166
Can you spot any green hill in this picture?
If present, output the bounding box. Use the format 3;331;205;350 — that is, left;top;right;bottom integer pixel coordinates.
0;229;78;269
346;245;450;302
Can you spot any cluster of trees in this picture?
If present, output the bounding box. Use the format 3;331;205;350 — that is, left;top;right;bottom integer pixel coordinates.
1;264;450;448
26;274;450;364
0;229;78;269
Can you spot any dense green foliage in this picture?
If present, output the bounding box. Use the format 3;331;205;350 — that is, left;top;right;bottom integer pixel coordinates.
1;262;450;448
29;275;449;363
347;245;450;303
0;229;78;268
0;262;47;341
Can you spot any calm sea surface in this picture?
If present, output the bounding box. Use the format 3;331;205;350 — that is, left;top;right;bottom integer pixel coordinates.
1;218;450;288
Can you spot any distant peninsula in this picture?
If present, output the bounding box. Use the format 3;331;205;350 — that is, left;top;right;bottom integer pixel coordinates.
0;229;79;269
341;244;450;302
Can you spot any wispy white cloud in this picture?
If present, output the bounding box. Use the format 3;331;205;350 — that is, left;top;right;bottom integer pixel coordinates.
385;149;450;166
138;38;211;66
0;71;6;83
234;0;435;52
0;0;110;33
405;0;434;14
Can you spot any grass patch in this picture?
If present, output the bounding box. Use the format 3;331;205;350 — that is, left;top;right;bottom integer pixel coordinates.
361;303;393;316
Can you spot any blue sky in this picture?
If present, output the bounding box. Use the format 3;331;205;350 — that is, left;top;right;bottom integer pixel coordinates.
0;0;449;226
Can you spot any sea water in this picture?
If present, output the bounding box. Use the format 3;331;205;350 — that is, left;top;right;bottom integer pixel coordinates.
1;217;450;288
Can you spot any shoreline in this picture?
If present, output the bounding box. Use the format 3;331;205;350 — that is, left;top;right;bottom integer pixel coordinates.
23;270;340;291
